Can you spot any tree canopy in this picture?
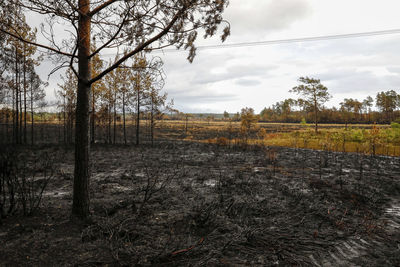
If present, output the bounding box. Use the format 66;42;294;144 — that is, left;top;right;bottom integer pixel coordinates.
290;77;331;132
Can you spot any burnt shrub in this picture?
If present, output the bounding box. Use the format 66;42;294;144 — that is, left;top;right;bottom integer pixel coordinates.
0;146;57;219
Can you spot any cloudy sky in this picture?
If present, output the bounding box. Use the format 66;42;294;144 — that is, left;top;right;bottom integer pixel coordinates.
35;0;400;113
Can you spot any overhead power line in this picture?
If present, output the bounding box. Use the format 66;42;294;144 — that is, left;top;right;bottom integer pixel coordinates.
41;28;400;61
150;28;400;53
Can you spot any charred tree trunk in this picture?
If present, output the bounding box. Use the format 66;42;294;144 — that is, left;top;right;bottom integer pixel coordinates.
63;96;66;144
30;82;34;145
150;103;154;146
6;113;10;143
108;104;112;144
72;0;91;219
15;47;19;144
90;89;95;144
314;99;318;133
122;91;126;145
23;54;27;144
136;78;140;145
12;77;15;143
19;71;22;144
113;94;116;144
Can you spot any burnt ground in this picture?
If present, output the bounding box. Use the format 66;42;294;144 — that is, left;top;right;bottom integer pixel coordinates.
0;141;399;266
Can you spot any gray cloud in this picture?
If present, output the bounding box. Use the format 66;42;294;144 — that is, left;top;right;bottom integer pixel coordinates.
235;78;262;87
172;92;238;103
387;66;400;74
192;64;277;85
168;86;239;113
225;0;312;36
318;68;400;95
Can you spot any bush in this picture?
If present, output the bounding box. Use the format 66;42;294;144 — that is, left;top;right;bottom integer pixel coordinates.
391;122;400;129
0;147;56;218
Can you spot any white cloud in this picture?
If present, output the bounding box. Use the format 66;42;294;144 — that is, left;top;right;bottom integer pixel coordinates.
26;0;400;113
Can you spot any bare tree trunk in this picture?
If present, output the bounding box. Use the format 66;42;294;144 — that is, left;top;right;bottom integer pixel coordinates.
314;100;318;133
122;91;126;145
30;82;34;145
72;0;91;219
68;107;72;144
90;89;95;144
15;47;19;144
12;78;15;143
108;104;111;144
185;115;188;134
136;79;140;145
6;113;10;143
58;112;61;143
113;95;116;144
23;51;27;144
19;70;23;144
150;103;154;146
63;96;66;144
136;101;140;145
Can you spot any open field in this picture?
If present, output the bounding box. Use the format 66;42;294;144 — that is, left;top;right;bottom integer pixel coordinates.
0;141;399;265
1;120;399;156
161;120;399;157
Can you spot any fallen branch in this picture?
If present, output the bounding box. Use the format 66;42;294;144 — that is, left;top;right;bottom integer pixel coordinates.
171;237;204;256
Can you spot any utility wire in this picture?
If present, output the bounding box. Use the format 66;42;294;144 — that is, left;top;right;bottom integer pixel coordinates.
150;28;400;53
195;28;400;50
41;28;400;61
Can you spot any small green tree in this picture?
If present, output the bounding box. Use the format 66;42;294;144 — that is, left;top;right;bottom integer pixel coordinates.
240;107;258;145
290;77;331;133
362;96;373;123
376;90;399;123
223;110;230;120
233;112;241;122
340;98;357;130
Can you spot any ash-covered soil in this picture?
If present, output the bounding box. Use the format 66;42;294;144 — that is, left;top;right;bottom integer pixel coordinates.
1;141;399;266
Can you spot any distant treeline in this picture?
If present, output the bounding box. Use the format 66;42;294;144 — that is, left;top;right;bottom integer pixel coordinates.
259;90;400;125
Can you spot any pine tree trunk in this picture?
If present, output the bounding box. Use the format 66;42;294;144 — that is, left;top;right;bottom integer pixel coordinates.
72;0;91;219
150;104;154;146
23;51;27;144
12;79;15;143
90;90;95;144
63;96;66;144
123;91;126;145
15;47;19;144
314;99;318;133
136;84;140;145
30;82;34;145
108;104;111;144
113;95;116;144
19;73;22;144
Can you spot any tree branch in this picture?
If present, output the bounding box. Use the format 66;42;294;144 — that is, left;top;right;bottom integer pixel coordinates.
89;8;129;58
64;0;84;16
0;28;76;58
89;5;186;85
88;0;120;17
